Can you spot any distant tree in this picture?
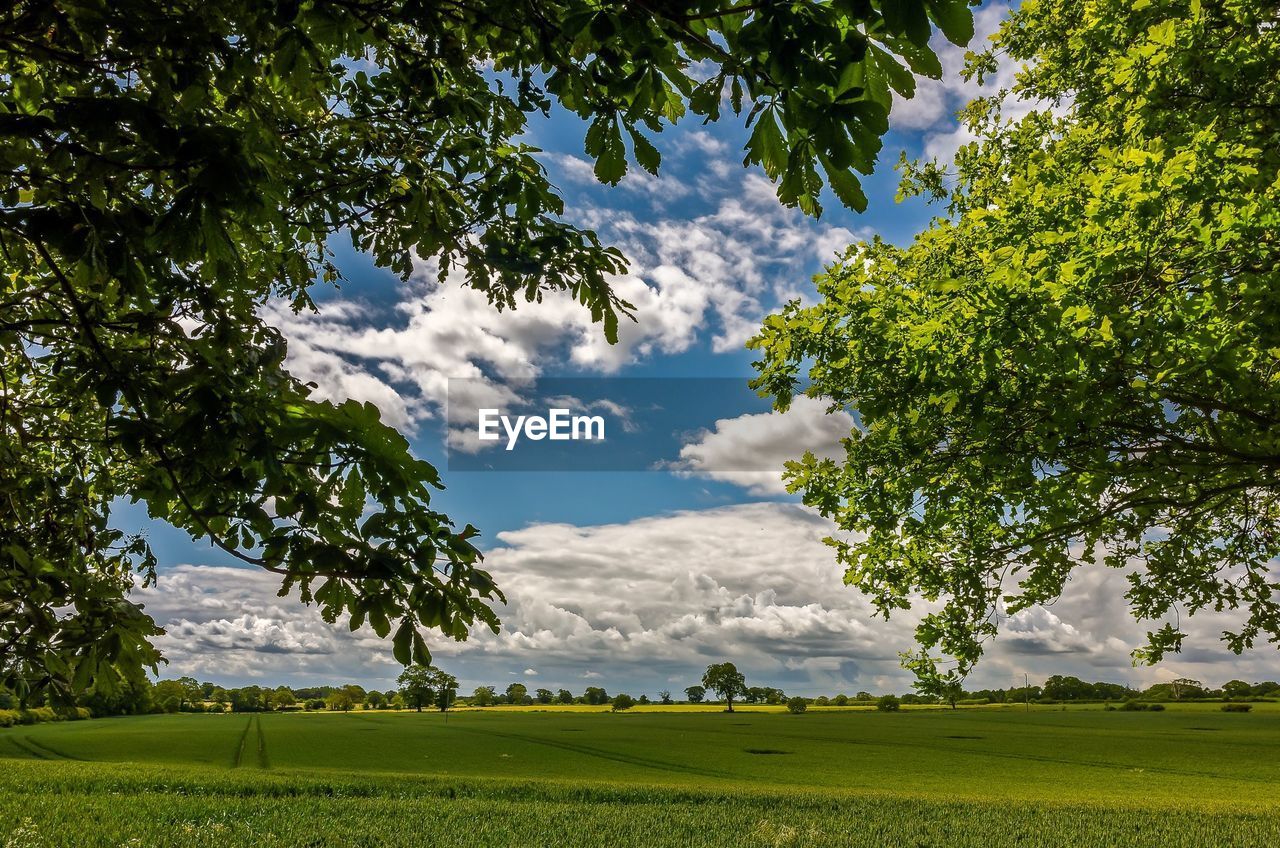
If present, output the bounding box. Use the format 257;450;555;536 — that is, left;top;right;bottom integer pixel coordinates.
535;688;555;704
702;663;747;713
1251;682;1280;698
583;687;610;706
341;684;366;709
271;686;296;711
814;696;830;707
399;666;442;712
763;688;785;705
326;690;355;712
658;690;673;705
365;690;387;710
176;677;203;710
833;694;849;707
855;691;873;701
151;680;185;711
1043;675;1093;702
1170;678;1206;701
472;686;496;707
556;689;575;705
408;666;458;712
786;697;808;714
305;699;326;711
505;683;529;705
684;686;706;704
638;694;650;705
611;694;636;712
877;695;901;712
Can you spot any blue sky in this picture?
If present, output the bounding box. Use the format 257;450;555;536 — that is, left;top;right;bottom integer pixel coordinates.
123;4;1280;696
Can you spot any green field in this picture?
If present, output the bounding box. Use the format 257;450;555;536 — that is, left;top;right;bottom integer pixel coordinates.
2;707;1278;847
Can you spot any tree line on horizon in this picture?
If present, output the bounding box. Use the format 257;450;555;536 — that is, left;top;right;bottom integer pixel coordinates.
4;659;1277;718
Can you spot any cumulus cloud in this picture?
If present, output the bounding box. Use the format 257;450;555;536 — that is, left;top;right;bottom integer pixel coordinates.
134;504;1278;695
267;167;863;434
668;396;856;495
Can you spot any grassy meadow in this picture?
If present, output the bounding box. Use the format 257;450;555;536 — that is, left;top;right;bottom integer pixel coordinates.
2;705;1279;847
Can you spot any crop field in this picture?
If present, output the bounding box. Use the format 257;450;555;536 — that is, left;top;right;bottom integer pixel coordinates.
2;707;1278;847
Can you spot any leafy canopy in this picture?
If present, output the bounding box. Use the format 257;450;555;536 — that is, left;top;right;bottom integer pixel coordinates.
751;0;1280;683
0;0;969;699
701;661;747;709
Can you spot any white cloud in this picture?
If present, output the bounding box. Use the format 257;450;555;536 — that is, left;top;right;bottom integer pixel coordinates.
668;397;856;495
267;170;864;433
134;504;1279;695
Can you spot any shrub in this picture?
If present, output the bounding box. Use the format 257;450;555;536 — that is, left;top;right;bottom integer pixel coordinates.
1147;703;1165;712
208;703;226;713
0;710;16;727
877;695;901;712
1119;700;1148;711
786;697;807;714
1222;703;1252;713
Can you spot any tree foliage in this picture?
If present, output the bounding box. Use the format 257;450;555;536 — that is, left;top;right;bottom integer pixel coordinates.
397;664;456;712
0;0;969;699
751;0;1280;681
702;661;746;712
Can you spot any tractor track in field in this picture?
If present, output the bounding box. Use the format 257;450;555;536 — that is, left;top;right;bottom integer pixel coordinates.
232;715;270;769
231;716;253;768
5;736;83;761
255;714;270;769
451;726;738;781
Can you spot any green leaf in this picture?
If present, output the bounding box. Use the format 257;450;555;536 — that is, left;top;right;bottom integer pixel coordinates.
628;127;662;175
927;0;975;47
746;110;788;180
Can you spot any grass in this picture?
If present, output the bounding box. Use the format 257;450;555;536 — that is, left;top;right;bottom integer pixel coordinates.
2;707;1277;846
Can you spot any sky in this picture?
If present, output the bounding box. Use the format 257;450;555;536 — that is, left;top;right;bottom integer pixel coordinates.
123;3;1279;697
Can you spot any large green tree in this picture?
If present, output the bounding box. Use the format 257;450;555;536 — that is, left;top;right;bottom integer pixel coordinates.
701;661;746;712
0;1;970;700
752;0;1280;684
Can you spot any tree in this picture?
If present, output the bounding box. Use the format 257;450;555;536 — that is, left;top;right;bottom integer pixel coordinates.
702;663;747;713
750;0;1280;683
176;677;203;711
535;688;555;705
877;695;901;712
786;697;808;714
582;687;609;706
1223;680;1252;700
505;683;528;706
1;0;969;704
270;686;296;711
472;686;496;708
684;686;706;704
326;690;355;712
151;679;187;712
611;693;636;712
365;690;386;711
658;690;673;706
399;665;457;712
556;689;575;705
